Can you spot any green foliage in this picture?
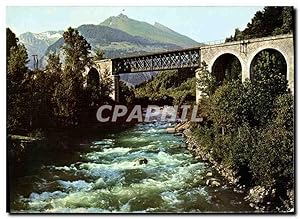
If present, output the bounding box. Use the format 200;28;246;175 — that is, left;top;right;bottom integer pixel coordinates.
210;81;246;130
29;70;54;129
43;54;63;117
7;42;30;133
247;50;288;127
196;62;217;98
62;27;92;73
54;80;81;123
250;93;294;188
7;44;29;79
224;57;242;82
193;82;293;188
52;27;92;126
93;49;105;61
230;123;256;168
7;27;117;132
281;7;294;33
134;68;196;105
226;7;294;41
6;28;18;59
5;30;55;133
119;81;135;104
171;77;196;105
45;53;63;77
21;54;63;130
99;68;114;98
84;68;114;108
251;50;288;95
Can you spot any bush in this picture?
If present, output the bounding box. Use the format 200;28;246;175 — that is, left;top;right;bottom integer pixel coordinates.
250;93;294;188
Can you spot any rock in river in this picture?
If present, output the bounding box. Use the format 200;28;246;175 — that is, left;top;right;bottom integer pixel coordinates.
206;172;213;177
135;157;148;165
166;128;176;133
206;178;221;187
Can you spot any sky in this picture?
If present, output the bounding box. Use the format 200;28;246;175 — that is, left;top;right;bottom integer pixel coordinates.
6;6;264;43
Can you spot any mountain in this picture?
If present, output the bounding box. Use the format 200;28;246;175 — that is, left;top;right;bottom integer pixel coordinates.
101;14;198;47
19;31;63;68
119;72;158;87
43;24;182;65
42;14;199;63
19;14;199;85
76;24;181;57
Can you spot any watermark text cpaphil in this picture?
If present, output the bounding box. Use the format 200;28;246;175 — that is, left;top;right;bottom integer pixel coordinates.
96;105;202;123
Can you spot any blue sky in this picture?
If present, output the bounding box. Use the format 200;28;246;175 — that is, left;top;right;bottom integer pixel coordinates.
6;6;263;42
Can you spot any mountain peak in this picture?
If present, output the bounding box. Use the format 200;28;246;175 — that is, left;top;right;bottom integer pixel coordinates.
101;13;130;26
116;13;129;19
100;15;198;46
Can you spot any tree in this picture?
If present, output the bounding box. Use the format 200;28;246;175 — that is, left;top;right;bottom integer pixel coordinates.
7;39;30;133
119;81;135;104
84;67;114;108
99;67;113;98
45;53;63;78
226;7;294;42
6;28;18;59
250;93;294;188
196;62;217;98
134;68;196;105
248;50;288;126
93;49;105;61
62;27;91;73
281;7;294;33
39;54;63;123
54;27;92;126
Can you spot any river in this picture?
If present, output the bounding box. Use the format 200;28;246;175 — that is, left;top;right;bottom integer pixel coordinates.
10;122;253;213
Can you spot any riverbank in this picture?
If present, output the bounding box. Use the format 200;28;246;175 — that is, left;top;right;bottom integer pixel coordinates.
8;123;136;176
8;135;45;178
174;121;294;213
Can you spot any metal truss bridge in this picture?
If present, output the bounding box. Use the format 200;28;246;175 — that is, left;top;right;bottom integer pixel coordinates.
111;47;200;74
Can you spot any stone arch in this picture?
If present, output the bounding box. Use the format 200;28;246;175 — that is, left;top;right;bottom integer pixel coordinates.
87;67;100;88
249;46;289;68
248;47;288;81
211;52;243;83
197;35;294;103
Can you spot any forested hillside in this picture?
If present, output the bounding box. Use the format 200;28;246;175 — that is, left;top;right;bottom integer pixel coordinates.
134;68;196;105
226;7;293;41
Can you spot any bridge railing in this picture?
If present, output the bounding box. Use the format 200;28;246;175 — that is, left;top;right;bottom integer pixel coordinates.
201;39;226;46
201;33;294;46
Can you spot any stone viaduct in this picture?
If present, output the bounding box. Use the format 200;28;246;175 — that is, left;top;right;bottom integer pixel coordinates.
85;34;294;103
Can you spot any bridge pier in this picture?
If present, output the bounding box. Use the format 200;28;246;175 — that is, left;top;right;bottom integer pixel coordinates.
94;59;120;102
285;45;295;94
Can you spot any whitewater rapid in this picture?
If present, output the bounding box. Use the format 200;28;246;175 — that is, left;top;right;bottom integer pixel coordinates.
11;122;252;213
